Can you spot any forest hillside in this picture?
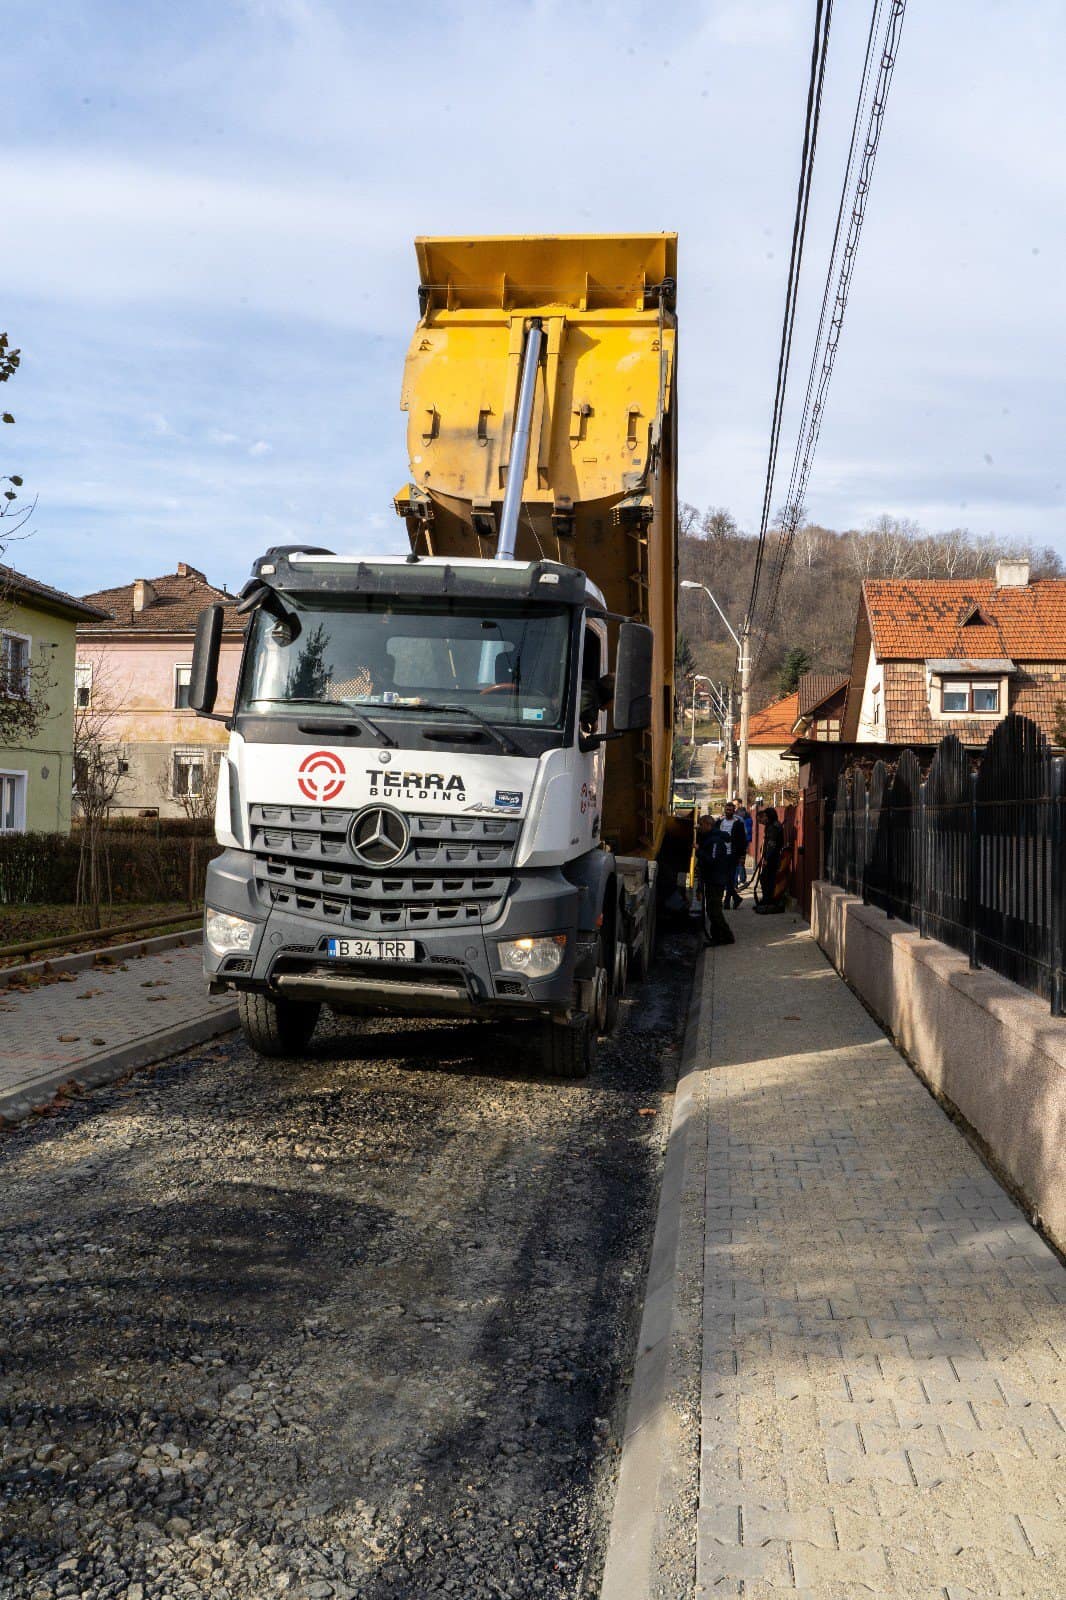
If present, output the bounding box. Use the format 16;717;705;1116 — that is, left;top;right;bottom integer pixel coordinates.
677;507;1064;705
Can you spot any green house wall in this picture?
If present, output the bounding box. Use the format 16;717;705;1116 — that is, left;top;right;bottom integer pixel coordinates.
1;594;79;834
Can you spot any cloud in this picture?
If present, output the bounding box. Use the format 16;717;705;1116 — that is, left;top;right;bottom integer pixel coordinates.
1;0;1064;601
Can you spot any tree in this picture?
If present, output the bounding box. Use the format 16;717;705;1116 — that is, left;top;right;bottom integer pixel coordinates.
675;632;696;684
72;663;131;924
157;749;220;907
777;646;812;697
0;329;47;746
702;507;739;541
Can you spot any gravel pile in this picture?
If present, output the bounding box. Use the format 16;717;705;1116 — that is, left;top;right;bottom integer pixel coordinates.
0;930;695;1599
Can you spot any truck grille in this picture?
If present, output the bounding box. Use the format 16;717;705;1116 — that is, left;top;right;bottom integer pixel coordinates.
248;804;518;931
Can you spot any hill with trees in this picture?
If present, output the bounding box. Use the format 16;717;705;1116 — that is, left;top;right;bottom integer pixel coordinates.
677;507;1064;707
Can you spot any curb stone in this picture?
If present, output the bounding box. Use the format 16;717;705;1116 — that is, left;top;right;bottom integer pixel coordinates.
0;1004;239;1126
0;927;201;990
599;946;710;1600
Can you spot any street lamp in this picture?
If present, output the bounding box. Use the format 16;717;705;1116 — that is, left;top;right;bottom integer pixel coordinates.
679;580;751;804
690;672;713;746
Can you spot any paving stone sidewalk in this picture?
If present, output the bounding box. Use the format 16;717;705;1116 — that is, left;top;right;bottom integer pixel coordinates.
0;943;236;1119
698;912;1066;1598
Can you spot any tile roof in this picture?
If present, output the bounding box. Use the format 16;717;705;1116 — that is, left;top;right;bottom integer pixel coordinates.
797;672;849;718
748;691;800;744
0;562;109;621
78;564;243;633
863;578;1066;662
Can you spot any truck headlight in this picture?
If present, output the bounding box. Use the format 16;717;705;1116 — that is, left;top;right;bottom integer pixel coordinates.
204;909;258;957
497;934;567;979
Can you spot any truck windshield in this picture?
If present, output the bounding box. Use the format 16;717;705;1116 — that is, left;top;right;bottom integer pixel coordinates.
238;596;572;729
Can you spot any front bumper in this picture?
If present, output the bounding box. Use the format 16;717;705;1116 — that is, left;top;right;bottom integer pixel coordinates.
203;849;586;1018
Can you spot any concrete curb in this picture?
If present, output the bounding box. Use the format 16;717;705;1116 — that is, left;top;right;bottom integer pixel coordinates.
0;927;202;990
599;947;710;1600
0;1003;239;1126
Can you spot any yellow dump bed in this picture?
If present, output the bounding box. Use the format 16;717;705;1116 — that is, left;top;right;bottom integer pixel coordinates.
395;233;677;858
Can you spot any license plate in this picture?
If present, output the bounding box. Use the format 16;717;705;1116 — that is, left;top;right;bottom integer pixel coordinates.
326;938;415;961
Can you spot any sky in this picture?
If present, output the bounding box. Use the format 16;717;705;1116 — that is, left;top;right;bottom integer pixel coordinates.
2;0;1064;600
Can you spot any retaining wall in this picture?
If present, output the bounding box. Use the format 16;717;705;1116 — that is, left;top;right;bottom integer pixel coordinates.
811;880;1066;1252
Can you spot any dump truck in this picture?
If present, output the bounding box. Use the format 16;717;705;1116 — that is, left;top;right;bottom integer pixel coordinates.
190;233;677;1077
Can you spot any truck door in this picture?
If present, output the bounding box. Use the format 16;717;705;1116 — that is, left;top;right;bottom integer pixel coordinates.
577;618;608;849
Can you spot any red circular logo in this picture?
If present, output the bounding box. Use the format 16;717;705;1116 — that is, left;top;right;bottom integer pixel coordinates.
297;749;346;803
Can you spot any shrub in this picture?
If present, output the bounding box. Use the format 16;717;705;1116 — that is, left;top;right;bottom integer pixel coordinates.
0;829;222;908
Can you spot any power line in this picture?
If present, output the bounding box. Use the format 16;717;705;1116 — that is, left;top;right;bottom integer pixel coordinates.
746;0;836;642
750;0;910;668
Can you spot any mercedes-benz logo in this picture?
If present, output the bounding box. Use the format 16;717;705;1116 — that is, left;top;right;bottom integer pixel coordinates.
349;805;409;866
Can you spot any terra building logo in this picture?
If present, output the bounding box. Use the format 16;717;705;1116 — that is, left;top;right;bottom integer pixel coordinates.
297;750;346;802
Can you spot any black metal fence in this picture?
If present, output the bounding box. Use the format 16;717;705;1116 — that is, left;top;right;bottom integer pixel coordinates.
826;714;1065;1014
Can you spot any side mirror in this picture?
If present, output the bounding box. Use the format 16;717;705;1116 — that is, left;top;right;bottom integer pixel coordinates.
613;622;654;732
190;604;224;715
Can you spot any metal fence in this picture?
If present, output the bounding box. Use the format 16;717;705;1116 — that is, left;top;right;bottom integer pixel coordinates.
825;714;1065;1014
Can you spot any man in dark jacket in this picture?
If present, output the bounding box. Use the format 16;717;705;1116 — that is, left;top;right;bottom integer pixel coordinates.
753;806;786;913
696;813;736;946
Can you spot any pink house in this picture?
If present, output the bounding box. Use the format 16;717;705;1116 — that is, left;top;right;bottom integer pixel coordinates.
76;563;245;818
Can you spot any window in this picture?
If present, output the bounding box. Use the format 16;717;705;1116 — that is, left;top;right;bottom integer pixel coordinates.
75;661;93;709
1;631;30;697
238;596;572;730
0;771;27;833
579;623;605;734
172;748;206;797
174;664;192;709
941;680;1000;714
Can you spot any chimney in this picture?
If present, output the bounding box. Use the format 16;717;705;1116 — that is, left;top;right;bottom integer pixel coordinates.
132;578;156;613
994;558;1030;588
176;562;205;580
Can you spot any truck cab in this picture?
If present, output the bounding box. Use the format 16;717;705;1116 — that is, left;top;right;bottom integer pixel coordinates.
191;549;654;1076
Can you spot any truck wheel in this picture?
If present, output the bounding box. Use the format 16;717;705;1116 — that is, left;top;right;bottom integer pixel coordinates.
237;990;321;1058
541;1013;596;1080
604;932;627;1034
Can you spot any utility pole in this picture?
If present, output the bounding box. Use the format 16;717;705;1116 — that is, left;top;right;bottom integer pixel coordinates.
724;689;736;800
737;625;752;805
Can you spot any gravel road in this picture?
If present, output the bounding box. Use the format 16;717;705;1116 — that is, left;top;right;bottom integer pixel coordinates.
0;929;696;1600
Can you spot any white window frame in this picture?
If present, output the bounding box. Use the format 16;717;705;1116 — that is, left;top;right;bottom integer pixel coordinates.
172;746;214;799
0;629;32;699
940;678;1001;715
174;662;193;710
75;659;93;709
0;768;28;833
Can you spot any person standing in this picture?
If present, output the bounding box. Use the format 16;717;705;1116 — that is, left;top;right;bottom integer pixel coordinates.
753;805;786;914
696;812;736;946
719;801;748;908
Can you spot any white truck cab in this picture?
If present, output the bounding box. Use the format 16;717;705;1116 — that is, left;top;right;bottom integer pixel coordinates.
190;547;655;1077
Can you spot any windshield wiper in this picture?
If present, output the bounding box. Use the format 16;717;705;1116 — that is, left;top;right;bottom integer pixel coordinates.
385;701;525;756
250;698;397;747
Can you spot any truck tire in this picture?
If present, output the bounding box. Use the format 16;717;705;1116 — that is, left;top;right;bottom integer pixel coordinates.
237;990;321;1058
604;930;627;1034
541;1013;596;1080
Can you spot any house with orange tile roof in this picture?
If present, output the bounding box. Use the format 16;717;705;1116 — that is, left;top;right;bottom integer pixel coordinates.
76;564;245;818
746;690;800;791
841;559;1066;749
